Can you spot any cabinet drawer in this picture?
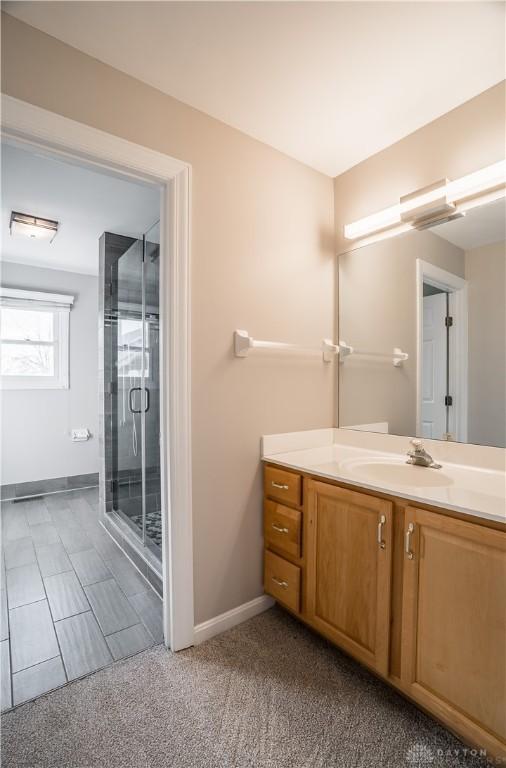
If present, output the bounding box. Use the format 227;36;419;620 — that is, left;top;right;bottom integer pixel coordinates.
264;500;302;559
264;465;301;507
264;550;301;614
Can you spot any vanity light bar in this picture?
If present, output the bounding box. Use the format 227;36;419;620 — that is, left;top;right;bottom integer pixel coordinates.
446;160;506;203
344;159;506;242
400;179;455;227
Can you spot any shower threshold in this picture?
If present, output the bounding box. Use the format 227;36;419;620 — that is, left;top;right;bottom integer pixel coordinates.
101;508;163;596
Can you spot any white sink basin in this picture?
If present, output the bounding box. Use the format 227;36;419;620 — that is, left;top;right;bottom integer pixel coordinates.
339;457;454;488
262;433;506;522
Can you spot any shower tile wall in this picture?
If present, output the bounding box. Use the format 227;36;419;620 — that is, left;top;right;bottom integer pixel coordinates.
99;233;134;520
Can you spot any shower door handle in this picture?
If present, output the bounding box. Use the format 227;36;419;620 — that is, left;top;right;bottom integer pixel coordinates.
129;387;143;414
143;387;150;413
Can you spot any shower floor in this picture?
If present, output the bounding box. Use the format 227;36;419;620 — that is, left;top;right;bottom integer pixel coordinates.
129;511;162;548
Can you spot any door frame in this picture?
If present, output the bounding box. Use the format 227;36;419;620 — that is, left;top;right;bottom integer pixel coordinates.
1;95;194;651
416;259;468;443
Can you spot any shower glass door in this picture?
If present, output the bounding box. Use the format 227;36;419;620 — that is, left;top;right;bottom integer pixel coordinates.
109;225;161;562
141;222;161;554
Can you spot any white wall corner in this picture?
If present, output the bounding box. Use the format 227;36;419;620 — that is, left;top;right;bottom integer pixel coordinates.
193;595;275;645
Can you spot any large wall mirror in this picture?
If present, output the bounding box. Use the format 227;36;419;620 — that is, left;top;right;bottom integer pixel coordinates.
338;197;506;448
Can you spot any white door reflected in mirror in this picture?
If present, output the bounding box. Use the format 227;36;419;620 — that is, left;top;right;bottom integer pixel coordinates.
422;292;447;440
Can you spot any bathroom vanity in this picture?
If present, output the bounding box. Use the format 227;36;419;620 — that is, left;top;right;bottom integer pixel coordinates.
257;151;506;759
262;429;506;761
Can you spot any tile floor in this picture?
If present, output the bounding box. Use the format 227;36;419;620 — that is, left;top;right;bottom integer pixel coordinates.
0;487;163;711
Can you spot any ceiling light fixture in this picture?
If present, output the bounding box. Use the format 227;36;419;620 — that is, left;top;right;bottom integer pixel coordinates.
9;211;59;242
343;159;506;244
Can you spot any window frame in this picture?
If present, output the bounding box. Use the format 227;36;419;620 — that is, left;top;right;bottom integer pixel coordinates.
0;287;74;390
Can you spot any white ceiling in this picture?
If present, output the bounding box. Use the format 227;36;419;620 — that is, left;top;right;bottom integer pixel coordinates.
4;1;505;177
433;198;506;251
1;143;160;275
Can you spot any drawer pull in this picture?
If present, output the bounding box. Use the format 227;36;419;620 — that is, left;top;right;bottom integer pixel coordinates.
272;522;289;534
271;481;289;490
272;576;289;589
377;514;386;550
405;522;415;560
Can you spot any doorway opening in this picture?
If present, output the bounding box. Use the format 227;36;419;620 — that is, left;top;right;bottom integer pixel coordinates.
1;139;165;709
416;259;468;443
1;94;194;689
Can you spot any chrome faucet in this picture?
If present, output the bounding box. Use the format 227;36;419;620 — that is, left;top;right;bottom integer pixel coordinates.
406;439;442;469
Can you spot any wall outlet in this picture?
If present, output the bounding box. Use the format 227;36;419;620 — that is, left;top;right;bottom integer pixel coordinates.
71;428;91;442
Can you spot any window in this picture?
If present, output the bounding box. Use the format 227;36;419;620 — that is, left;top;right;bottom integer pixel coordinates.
118;318;150;379
0;287;74;390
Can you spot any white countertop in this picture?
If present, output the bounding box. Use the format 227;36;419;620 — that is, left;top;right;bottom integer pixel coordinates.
262;430;506;524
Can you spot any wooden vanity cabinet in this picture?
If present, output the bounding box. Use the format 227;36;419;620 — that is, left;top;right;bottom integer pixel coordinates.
264;550;301;614
264;465;302;508
263;465;304;615
305;480;393;676
401;506;506;755
264;500;301;559
263;464;506;760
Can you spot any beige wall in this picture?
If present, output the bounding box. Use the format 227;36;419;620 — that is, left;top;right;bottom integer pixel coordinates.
465;241;506;448
338;229;464;436
1;14;335;624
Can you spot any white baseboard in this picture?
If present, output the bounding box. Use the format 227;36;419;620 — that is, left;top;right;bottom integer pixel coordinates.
193;594;275;645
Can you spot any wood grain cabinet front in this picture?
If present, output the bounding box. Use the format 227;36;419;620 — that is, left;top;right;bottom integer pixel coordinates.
401;506;506;756
305;479;393;676
264;550;301;614
264;465;302;507
262;465;506;759
264;500;302;559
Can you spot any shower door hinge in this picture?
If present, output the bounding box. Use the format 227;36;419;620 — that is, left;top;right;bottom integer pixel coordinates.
445;316;453;327
105;382;117;395
445;395;453;406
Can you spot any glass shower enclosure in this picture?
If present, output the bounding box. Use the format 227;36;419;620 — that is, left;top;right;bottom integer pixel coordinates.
99;223;162;589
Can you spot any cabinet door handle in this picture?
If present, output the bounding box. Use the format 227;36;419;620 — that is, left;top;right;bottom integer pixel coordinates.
272;522;289;534
272;576;289;589
377;514;386;549
271;481;289;490
405;522;415;560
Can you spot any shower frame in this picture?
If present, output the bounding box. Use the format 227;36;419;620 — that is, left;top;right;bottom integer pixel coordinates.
99;231;162;579
1;94;194;652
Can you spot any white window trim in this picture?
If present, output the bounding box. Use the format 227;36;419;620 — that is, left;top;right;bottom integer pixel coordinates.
0;286;74;390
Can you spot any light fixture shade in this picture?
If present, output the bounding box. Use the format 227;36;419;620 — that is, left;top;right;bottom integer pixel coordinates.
9;211;59;242
447;160;506;203
400;179;456;226
343;159;506;243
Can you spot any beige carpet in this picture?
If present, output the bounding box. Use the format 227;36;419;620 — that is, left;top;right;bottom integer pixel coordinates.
1;607;486;768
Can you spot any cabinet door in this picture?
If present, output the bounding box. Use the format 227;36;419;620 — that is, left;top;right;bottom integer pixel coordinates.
306;480;393;675
401;507;506;752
